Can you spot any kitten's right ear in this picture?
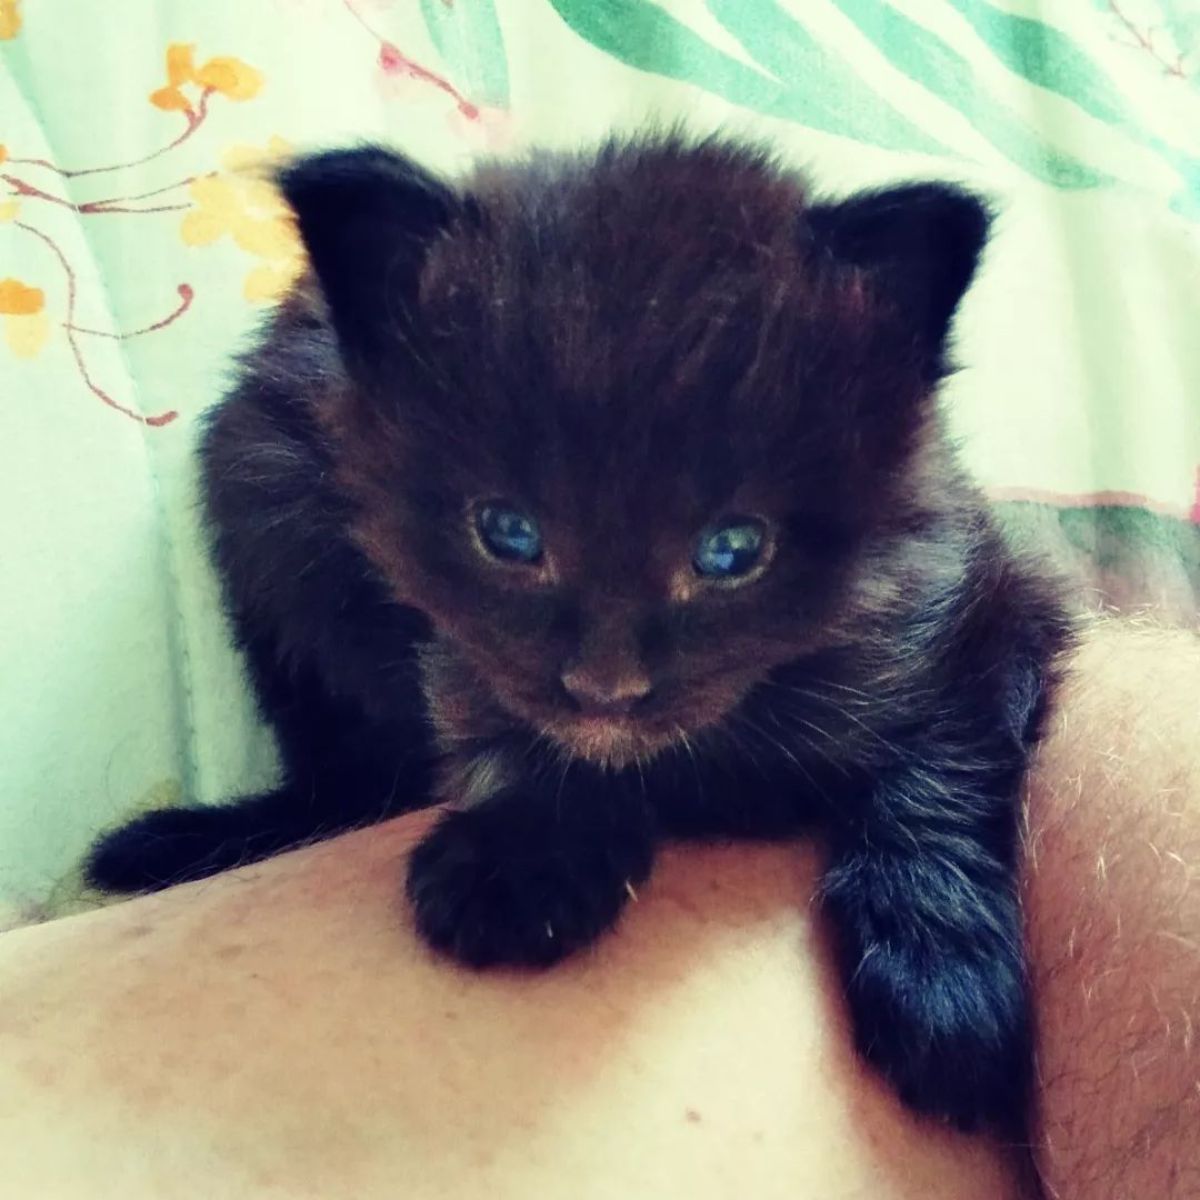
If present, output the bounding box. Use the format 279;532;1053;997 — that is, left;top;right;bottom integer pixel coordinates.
803;183;990;375
277;146;458;374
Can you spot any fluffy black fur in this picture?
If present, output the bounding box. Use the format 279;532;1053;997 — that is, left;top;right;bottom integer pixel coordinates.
87;134;1072;1135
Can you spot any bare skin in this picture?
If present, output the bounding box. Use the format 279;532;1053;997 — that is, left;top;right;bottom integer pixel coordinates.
1024;624;1200;1199
0;623;1196;1199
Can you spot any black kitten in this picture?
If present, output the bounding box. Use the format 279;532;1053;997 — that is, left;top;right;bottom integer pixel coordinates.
87;134;1072;1134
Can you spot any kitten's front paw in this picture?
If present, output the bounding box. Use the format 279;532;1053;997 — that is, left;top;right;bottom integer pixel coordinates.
845;938;1030;1132
406;804;652;968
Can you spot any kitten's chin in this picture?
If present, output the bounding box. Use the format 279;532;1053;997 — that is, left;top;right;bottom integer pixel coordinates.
546;716;672;770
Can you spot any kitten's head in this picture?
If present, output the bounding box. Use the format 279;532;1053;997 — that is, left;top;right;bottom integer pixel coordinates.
278;136;989;766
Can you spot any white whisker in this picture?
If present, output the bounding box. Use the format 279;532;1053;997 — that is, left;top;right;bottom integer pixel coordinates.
726;710;831;805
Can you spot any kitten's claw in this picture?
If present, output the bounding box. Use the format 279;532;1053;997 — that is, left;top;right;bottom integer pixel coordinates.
406;805;645;968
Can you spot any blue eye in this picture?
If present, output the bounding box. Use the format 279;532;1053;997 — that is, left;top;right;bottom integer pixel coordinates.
693;518;768;580
475;503;543;564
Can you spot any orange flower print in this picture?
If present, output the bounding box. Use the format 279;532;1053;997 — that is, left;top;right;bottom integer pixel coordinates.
149;44;198;113
0;0;21;40
180;138;305;302
150;43;263;114
0;277;49;358
193;57;264;101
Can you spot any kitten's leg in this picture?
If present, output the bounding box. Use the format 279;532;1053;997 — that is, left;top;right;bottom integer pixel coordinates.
820;765;1029;1134
407;749;656;968
87;635;435;894
86;788;323;892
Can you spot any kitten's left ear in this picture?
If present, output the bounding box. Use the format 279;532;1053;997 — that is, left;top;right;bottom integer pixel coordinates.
804;183;990;368
277;145;459;377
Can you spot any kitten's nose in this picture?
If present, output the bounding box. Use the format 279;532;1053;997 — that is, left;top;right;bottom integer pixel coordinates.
561;667;653;714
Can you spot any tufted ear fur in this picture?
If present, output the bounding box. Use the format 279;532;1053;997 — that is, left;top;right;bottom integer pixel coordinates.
805;183;990;376
277;145;459;379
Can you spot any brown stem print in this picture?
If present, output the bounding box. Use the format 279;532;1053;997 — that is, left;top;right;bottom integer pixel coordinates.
3;173;193;216
15;221;179;427
83;175;209;212
1107;0;1189;79
7;91;216;179
2;173;74;209
343;0;480;118
79;201;193;216
67;284;195;339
